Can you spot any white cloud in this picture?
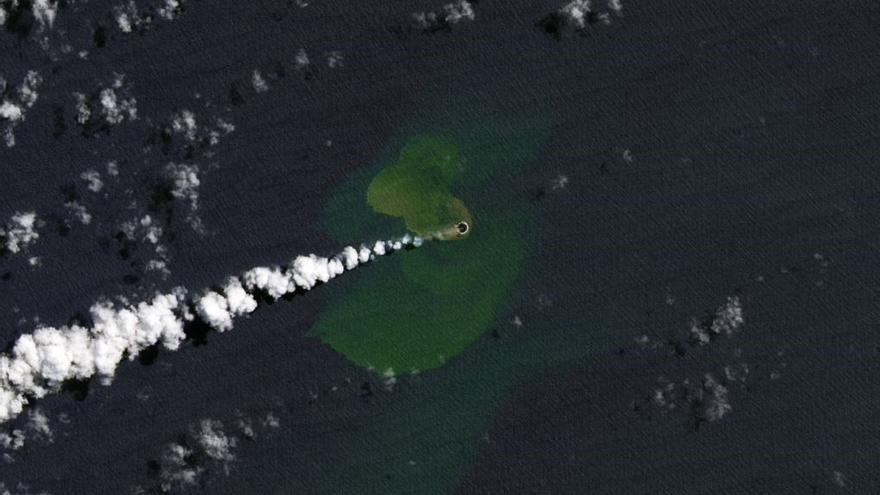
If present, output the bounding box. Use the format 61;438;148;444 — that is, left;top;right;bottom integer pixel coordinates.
0;235;422;424
0;430;24;451
2;212;40;254
551;174;569;190
64;201;92;225
116;0;186;32
326;51;344;69
443;1;475;24
545;0;620;35
1;71;42;147
99;86;138;125
168;110;234;148
150;416;241;492
711;296;743;335
164;163;203;231
701;373;732;421
195;419;236;465
0;102;22;122
171;110;198;142
25;407;52;444
413;1;475;29
608;0;623;14
32;0;58;30
295;48;310;70
73;93;90;125
195;291;233;332
159;443;203;491
251;70;269;93
157;0;184;20
0;480;51;495
72;75;138;129
223;278;257;316
80;169;104;193
262;412;279;429
114;1;145;33
559;0;592;29
689;296;744;344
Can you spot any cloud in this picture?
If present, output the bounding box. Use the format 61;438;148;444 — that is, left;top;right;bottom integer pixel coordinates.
1;71;42;147
412;1;475;32
251;70;269;93
31;0;58;31
295;48;310;70
539;0;622;38
163;163;204;232
157;0;184;21
114;0;187;33
166;109;235;148
0;480;51;495
689;296;744;345
195;419;236;466
80;170;104;193
0;235;421;424
559;0;593;29
137;412;273;493
72;74;138;134
325;51;344;69
64;202;92;225
2;212;40;254
0;407;54;466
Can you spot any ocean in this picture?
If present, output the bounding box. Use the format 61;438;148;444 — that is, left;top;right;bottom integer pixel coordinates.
1;0;879;493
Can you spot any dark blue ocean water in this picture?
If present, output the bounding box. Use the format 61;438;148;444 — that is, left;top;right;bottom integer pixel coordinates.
1;0;879;493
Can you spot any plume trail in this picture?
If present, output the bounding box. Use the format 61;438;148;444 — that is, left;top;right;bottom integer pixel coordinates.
0;234;423;424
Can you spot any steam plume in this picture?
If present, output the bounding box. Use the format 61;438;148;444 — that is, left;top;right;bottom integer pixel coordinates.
0;235;421;424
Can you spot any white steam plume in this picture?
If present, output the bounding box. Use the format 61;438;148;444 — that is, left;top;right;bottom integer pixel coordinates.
0;235;421;424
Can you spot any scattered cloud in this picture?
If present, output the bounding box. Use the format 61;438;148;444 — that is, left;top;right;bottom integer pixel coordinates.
635;295;750;428
412;1;475;33
251;70;269;93
64;201;92;225
164;109;235;149
0;480;51;495
134;409;280;493
114;0;186;34
689;296;743;345
0;71;42;147
80;170;104;193
72;74;138;135
295;48;310;70
2;212;40;255
31;0;58;31
551;175;569;190
538;0;623;38
325;51;344;69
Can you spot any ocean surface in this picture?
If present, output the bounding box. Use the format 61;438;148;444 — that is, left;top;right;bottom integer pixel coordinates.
1;0;879;493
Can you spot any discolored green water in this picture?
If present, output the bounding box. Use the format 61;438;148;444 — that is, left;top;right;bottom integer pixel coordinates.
367;136;473;241
298;76;554;494
311;115;544;374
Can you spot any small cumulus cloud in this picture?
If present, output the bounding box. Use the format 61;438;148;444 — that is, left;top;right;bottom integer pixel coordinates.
2;212;40;255
0;71;42;147
412;1;475;33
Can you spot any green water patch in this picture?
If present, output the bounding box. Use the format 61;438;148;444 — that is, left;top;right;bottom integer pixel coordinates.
284;68;566;494
311;208;521;372
366;136;472;240
311;122;542;373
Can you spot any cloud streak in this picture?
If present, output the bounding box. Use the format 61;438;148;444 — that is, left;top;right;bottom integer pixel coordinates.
0;235;422;424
